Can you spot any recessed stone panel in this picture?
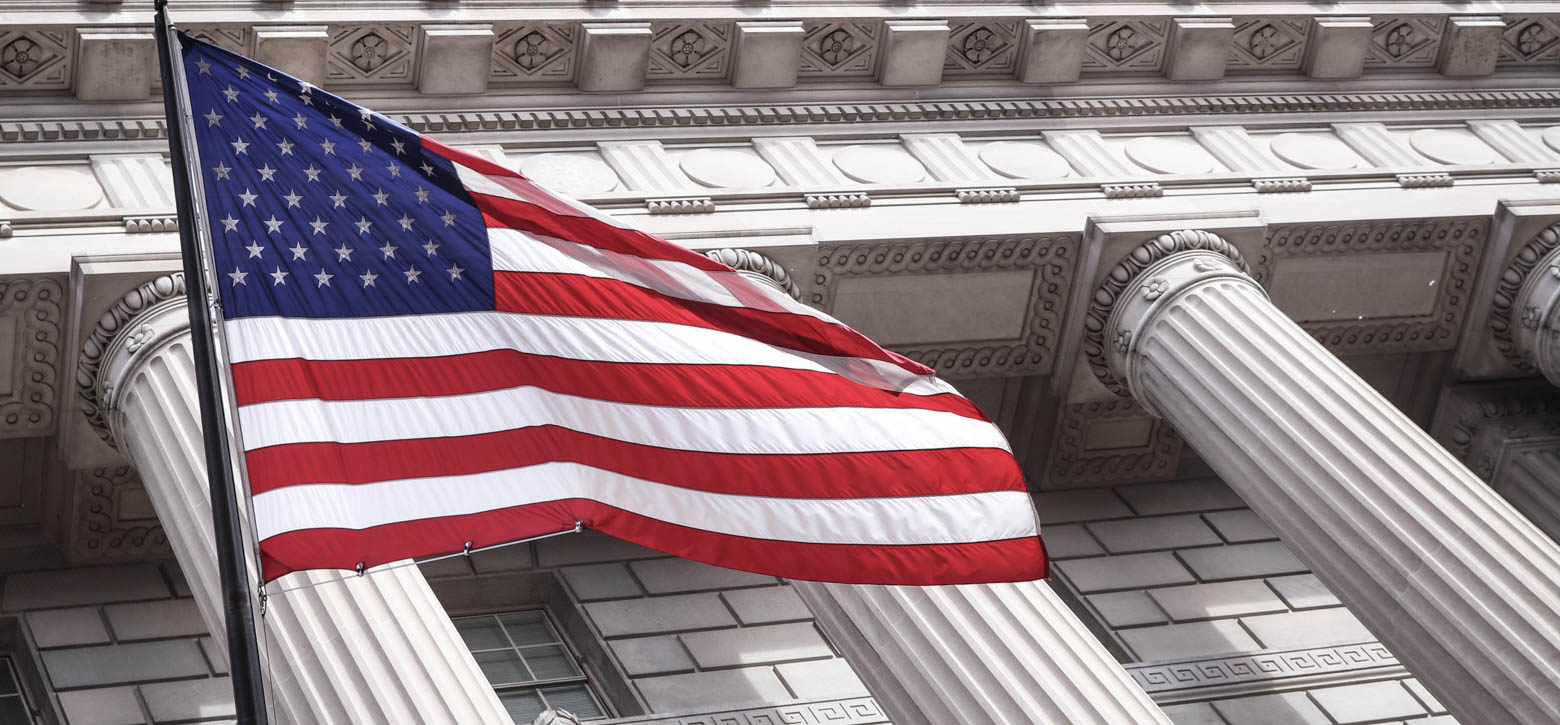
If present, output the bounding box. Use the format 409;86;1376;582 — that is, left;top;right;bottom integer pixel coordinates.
1269;252;1448;322
520;154;620;196
1410;129;1497;165
0;166;103;211
679;148;777;189
978;141;1072;180
1124;137;1217;175
831;145;927;184
1269;133;1361;170
830;270;1033;346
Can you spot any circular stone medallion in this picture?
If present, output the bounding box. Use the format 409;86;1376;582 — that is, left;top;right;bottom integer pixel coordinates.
978;142;1072;180
1269;133;1360;170
831;145;927;184
0;165;104;211
519;154;619;197
1410;129;1497;165
1124;137;1216;175
680;148;777;189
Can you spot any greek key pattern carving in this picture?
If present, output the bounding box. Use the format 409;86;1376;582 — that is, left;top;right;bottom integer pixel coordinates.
0;277;62;438
1044;398;1182;487
491;24;576;83
1492;222;1560;372
1257;219;1485;355
327;25;417;85
613;697;888;725
813;235;1076;378
1128;642;1399;693
71;466;170;564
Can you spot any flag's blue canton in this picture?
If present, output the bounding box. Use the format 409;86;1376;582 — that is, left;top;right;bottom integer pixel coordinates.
179;33;493;320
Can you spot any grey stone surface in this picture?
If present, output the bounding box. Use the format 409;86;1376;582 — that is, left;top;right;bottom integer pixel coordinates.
585;593;737;637
679;622;832;668
1019;19;1088;84
417;24;494;96
467;541;536;573
1177;541;1307;581
56;686;144;725
878;21;950;87
1303;17;1372;80
561;563;643;601
629;558;777;594
27;608;110;648
1240;607;1374;650
140;677;237;722
722;585;813;625
200;637;227;676
536;532;662;568
42;640;209;689
1120;619;1259;661
733;22;804;89
1202;510;1276;543
635;667;792;712
1034;489;1131;524
774;658;868;700
1162;702;1223;725
1086;591;1167;628
609;636;696;676
1403;678;1448;714
1148;580;1287;622
1267;574;1342;609
1308;680;1427;722
1041;524;1104;559
1087;514;1221;553
1057;552;1195;592
1212;691;1331;724
1116;479;1244;516
104;598;206;641
3;565;169;610
578;23;652;93
1166;18;1235;82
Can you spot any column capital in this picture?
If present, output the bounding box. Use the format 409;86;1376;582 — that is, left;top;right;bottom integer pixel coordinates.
75;273;188;448
703;247;801;301
1083;230;1255;400
1493;221;1560;385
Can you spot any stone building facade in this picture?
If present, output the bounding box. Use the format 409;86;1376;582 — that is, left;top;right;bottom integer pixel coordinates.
3;0;1560;723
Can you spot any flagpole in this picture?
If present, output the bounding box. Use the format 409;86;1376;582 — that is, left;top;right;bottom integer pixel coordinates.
153;2;270;722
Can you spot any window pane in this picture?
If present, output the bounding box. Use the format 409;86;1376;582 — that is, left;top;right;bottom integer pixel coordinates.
522;645;580;680
499;690;546;724
0;662;15;695
541;684;605;720
0;696;27;725
454;617;511;651
499;611;556;646
474;650;532;687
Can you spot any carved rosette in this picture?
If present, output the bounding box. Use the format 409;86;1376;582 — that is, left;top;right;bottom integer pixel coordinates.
703;248;801;301
76;274;190;448
0;277;62;438
1492;222;1560;384
1084;230;1255;398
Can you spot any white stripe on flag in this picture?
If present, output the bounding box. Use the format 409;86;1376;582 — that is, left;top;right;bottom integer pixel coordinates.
237;382;1011;453
251;461;1039;544
224;312;957;397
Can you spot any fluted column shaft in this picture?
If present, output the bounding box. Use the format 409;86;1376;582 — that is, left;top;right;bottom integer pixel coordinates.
1499;446;1560;542
1094;234;1560;724
793;575;1171;723
84;279;512;725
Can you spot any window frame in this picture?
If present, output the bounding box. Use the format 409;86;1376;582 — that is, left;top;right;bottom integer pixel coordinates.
452;607;611;721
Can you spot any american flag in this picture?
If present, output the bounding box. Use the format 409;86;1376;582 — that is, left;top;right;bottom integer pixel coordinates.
177;32;1047;585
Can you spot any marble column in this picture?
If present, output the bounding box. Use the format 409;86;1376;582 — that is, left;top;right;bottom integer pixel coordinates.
1492;224;1560;388
1086;230;1560;724
78;275;514;725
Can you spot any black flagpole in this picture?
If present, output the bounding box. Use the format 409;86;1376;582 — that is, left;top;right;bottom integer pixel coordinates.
153;2;270;722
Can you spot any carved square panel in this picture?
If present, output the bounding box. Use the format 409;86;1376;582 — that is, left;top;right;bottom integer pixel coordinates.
1228;18;1308;70
799;21;880;78
648;22;733;82
944;20;1020;76
0;278;61;438
0;29;72;90
1083;20;1168;73
1499;18;1560;67
491;24;577;84
812;236;1076;378
69;466;170;564
327;25;417;85
1043;399;1182;488
1365;17;1445;68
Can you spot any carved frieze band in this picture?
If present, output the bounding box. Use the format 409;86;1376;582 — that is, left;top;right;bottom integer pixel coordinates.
1257;219;1485;355
813;235;1075;378
1127;642;1401;695
70;465;170;564
0;277;63;439
610;697;887;725
1043;398;1182;488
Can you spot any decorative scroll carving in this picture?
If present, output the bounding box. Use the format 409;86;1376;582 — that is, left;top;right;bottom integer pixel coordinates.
1492;222;1560;373
1128;642;1400;694
1044;398;1181;487
815;235;1076;378
0;277;62;438
1257;219;1485;355
703;248;802;301
606;697;887;725
76;274;186;447
1084;230;1251;396
70;466;170;563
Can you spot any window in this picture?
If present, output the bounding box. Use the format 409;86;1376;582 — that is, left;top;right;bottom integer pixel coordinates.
0;658;30;724
454;611;607;722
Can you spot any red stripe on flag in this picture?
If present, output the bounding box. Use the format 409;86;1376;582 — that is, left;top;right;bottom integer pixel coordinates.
259;500;1048;585
473;193;732;272
232;352;982;417
422;136;523;179
243;424;1023;496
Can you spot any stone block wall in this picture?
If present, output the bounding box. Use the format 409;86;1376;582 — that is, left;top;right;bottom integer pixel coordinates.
1041;477;1457;725
0;561;234;725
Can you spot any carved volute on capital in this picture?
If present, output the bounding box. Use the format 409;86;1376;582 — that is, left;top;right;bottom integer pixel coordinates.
1083;230;1257;402
703;247;802;301
76;274;190;448
1492;222;1560;387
